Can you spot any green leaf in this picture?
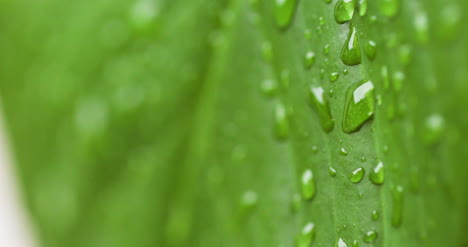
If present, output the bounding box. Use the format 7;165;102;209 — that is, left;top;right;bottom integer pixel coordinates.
0;0;466;247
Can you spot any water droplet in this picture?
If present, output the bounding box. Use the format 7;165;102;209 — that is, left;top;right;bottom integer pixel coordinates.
329;89;335;97
240;190;258;209
261;79;278;97
291;193;302;212
423;114;445;144
129;0;159;32
274;103;289;140
358;0;368;16
337;238;348;247
365;40;377;60
340;24;361;66
280;70;291;89
349;168;365;183
414;12;429;44
339;147;348;156
379;0;400;17
369;210;379;222
296;222;316;247
342;80;375;133
311;145;319;153
398;44;412;66
392;71;405;92
391;185;404;227
324;0;332;4
343;69;349;75
275;0;298;29
304;29;312;39
329;72;340;82
439;4;461;38
304;51;316;69
369;15;377;23
308;86;334;132
360;156;367;162
329;167;337;177
324;44;331;55
334;0;356;24
363;230;378;243
261;41;273;62
301;169;316;200
352;240;359;247
369;162;384;185
319;16;326;26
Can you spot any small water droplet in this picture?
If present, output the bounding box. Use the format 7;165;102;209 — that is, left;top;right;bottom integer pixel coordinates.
363;230;378;243
240;190;258;209
379;0;400;17
129;0;160;32
392;71;405;92
369;162;384;185
342;80;375;133
360;156;367;162
358;0;368;16
352;240;359;247
291;193;302;212
319;16;326;26
349;168;365;183
304;51;316;69
391;185;404;227
301;169;316;200
341;24;361;66
329;89;335;97
343;69;349;75
383;145;389;153
296;222;316;247
339;147;348;156
334;0;356;24
304;29;312;39
372;210;380;220
439;4;461;38
329;72;340;82
369;15;378;23
280;70;291;89
329;167;337;177
424;113;445;144
337;238;348;247
324;0;332;4
414;12;429;44
398;44;412;66
274;103;289;140
324;44;331;55
308;86;334;132
311;145;319;153
275;0;298;29
261;41;273;62
365;40;377;60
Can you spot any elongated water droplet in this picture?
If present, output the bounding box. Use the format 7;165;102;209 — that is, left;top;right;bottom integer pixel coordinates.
358;0;368;16
337;238;348;247
349;167;365;183
391;185;404;227
334;0;356;24
301;169;316;200
291;193;301;212
341;24;361;66
274;103;289;140
275;0;298;29
398;44;412;66
439;4;461;38
363;230;378;243
352;240;359;247
329;167;337;177
329;72;340;82
414;12;429;44
379;0;400;17
393;71;405;92
369;161;384;185
424;114;445;144
324;44;331;55
372;210;380;220
261;41;273;62
296;222;316;247
304;51;316;69
261;79;277;97
308;86;334;132
342;80;375;133
339;147;348;156
365;40;377;60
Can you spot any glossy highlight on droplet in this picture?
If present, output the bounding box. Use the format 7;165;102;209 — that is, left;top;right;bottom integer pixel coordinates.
275;0;298;29
340;24;361;66
334;0;356;24
301;169;316;200
308;86;334;132
342;80;375;133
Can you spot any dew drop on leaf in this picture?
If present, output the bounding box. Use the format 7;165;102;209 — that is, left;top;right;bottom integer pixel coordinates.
391;185;404;227
261;79;278;97
280;69;291;89
378;0;400;17
414;12;429;44
398;44;412;66
329;167;337;177
304;29;312;39
370;161;384;185
291;193;302;212
323;0;332;4
261;41;273;62
342;80;375;133
311;145;319;153
329;72;340;82
339;147;348;156
275;0;298;29
365;40;377;60
296;222;316;247
363;230;378;243
240;190;258;209
343;68;349;75
358;0;368;16
308;86;334;132
334;0;356;24
129;0;159;32
274;103;289;140
372;210;380;220
301;169;316;200
324;44;331;55
352;240;359;247
340;24;361;66
349;167;365;183
304;51;316;69
392;71;405;92
423;113;445;145
337;238;348;247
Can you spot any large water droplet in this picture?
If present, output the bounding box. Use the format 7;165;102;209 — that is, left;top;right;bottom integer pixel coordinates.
340;24;362;66
334;0;356;24
378;0;400;17
365;40;377;60
391;185;404;227
339;147;348;156
274;103;289;140
308;86;334;132
275;0;298;29
358;0;368;16
350;168;365;183
301;169;316;200
296;222;316;247
369;161;384;185
363;230;378;243
329;72;340;82
342;80;375;133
